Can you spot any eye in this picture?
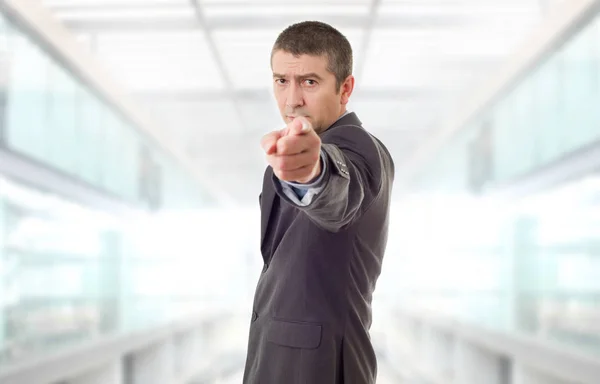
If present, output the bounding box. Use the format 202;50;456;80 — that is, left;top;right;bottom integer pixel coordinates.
275;78;286;85
304;79;317;86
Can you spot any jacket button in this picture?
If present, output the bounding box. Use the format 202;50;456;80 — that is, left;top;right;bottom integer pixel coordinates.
252;311;258;322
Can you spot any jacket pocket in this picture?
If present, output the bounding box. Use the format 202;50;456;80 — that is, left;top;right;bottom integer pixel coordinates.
267;319;322;349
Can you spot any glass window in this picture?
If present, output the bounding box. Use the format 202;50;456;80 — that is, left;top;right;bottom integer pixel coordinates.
78;86;105;186
405;7;600;357
534;53;562;164
490;98;508;181
0;175;120;363
450;10;600;186
561;20;598;151
0;6;212;367
100;111;117;193
108;116;130;198
0;195;5;350
5;32;49;162
494;93;519;179
47;61;77;174
1;10;209;207
512;77;535;176
0;13;9;144
119;124;138;201
592;13;600;136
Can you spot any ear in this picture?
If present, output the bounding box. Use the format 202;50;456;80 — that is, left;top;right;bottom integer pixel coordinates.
340;75;355;105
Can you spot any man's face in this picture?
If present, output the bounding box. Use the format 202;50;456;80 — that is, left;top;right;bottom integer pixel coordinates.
271;50;354;134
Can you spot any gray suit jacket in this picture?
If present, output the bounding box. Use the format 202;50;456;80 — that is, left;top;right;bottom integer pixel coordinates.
243;112;395;384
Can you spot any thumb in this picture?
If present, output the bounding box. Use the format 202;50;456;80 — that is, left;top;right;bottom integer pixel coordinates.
289;117;312;136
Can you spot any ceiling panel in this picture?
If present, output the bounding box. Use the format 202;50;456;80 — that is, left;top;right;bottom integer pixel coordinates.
379;0;541;17
359;26;525;89
94;31;224;91
212;30;277;90
366;27;532;59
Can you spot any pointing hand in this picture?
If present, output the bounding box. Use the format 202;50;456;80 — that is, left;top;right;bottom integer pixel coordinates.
261;117;322;184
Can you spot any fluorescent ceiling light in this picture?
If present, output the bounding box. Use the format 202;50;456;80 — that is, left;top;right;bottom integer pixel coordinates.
44;0;187;6
203;4;369;17
55;6;195;20
201;0;370;3
379;3;540;17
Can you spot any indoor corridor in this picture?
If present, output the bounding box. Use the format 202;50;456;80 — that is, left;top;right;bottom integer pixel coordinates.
1;0;600;383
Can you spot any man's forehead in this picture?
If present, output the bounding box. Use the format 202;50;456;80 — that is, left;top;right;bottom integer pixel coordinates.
271;52;330;74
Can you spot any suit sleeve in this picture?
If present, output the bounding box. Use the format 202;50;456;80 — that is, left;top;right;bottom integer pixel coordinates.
272;125;384;232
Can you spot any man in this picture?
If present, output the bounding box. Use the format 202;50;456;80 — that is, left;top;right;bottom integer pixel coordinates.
243;21;395;384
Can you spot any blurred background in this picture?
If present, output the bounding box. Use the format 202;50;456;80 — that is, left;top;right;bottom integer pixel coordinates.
1;0;600;383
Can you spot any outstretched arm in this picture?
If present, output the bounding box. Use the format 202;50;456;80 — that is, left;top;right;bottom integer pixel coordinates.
261;117;382;232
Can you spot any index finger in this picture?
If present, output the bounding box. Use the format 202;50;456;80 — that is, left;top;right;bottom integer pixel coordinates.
261;130;282;155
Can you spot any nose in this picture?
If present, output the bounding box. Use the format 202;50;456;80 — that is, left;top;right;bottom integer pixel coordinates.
285;82;303;109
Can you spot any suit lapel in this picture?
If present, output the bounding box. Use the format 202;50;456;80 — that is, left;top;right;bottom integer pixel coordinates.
260;166;276;254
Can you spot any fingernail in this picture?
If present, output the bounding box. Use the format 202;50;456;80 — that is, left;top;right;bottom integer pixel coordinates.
302;121;309;131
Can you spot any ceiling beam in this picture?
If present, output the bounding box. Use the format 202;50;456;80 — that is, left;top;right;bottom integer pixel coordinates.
46;3;193;13
354;0;381;80
188;0;249;133
59;14;479;32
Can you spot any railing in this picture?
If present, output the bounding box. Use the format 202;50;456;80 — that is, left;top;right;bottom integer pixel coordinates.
384;308;600;384
0;310;242;384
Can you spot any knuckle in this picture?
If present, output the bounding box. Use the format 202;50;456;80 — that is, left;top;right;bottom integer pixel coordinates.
278;156;290;171
278;141;288;154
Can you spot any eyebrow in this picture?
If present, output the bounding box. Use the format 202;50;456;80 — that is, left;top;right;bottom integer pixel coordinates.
273;72;324;81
